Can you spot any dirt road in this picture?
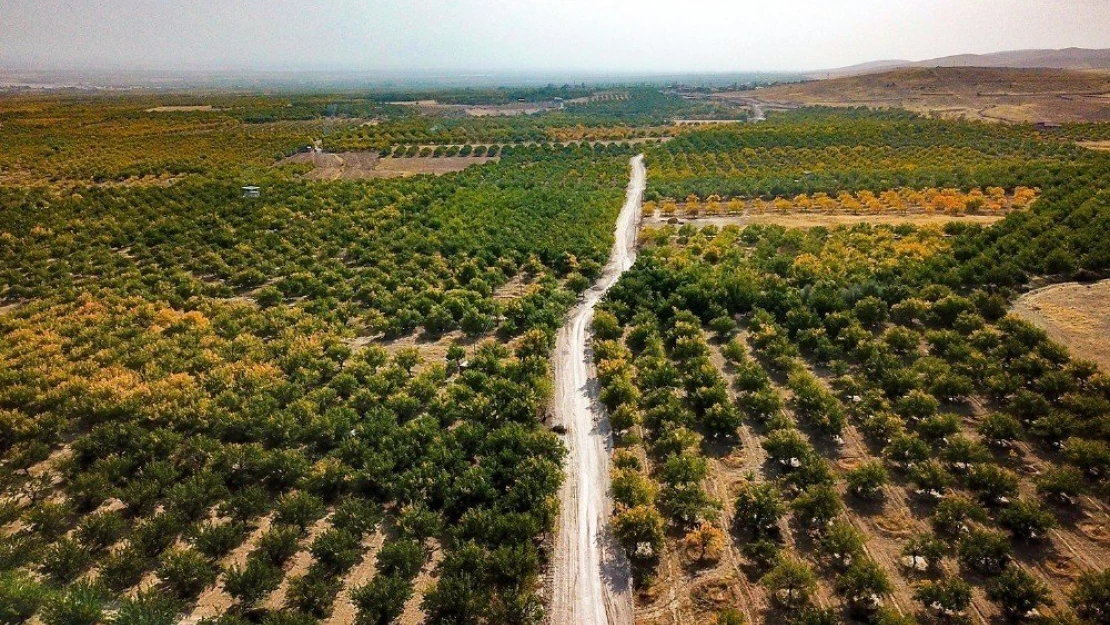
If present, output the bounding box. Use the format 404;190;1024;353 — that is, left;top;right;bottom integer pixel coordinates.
548;155;644;625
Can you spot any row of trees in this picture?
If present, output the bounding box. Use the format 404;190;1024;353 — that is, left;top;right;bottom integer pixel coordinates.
644;186;1038;218
642;108;1083;202
601;216;1110;623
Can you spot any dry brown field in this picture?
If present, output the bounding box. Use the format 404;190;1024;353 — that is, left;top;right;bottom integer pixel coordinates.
716;67;1110;123
1012;280;1110;370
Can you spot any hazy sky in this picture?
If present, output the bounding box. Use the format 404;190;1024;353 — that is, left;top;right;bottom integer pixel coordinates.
3;0;1109;73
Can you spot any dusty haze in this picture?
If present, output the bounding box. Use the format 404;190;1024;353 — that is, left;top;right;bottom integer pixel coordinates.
2;0;1110;73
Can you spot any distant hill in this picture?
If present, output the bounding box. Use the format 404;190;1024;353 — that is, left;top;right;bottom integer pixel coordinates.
815;48;1110;78
718;66;1110;123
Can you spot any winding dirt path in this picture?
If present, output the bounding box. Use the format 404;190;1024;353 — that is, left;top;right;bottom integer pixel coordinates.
548;155;645;625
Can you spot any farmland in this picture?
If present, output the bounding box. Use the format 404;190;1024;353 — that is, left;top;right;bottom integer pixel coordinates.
0;89;681;625
1;83;1110;625
594;108;1110;625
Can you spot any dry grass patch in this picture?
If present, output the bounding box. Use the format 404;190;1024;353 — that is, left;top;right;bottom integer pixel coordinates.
277;151;496;179
1011;279;1110;370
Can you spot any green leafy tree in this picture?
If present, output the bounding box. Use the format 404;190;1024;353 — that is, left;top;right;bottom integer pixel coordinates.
613;505;665;561
836;558;892;614
846;460;888;500
986;565;1052;621
998;498;1057;541
734;480;785;538
761;558;817;610
957;529;1012;575
0;570;47;625
914;576;972;619
41;581;106;625
224;559;283;608
112;589;185;625
157;548;217;600
1070;569;1110;625
352;575;414;625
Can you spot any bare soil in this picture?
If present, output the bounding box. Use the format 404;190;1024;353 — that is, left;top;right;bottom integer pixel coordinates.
144;105;219;112
263;513;333;611
276;151;496;180
643;211;1007;230
399;540;443;625
325;524;388;625
547;156;643;625
1011;279;1110;370
717;67;1110;123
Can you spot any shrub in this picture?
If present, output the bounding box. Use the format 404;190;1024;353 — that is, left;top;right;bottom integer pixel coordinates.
376;538;426;580
330;499;381;536
274;491;325;530
112;589;185;625
223;559;283;607
915;576;972;618
75;510;127;553
1070;569;1110;625
957;529;1011;575
817;520;864;569
761;558;816;610
612;505;665;561
191;521;247;559
986;565;1052;621
790;484;842;530
741;539;782;573
978;412;1024;446
592;310;623;341
845;460;888;500
41;581;106;625
286;569;341;618
611;468;656;508
99;545;150;592
255;525;302;566
1035;466;1088;505
352;575;414;625
682;522;725;564
836;558;892;614
156;548;217;600
219;485;269;523
998;498;1057;541
26;501;72;540
310;528;363;573
967;464;1019;505
0;570;48;624
40;537;93;584
931;495;988;538
901;533;946;572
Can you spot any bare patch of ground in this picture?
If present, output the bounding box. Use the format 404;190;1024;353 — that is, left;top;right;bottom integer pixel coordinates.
399;540;443;625
374;156;496;176
325;524;388;625
1011;279;1110;370
391;99;562;117
264;513;334;611
716;67;1110;123
277;151;496;179
145;105;219;112
185;514;275;623
643;211;1007;230
1078;140;1110;151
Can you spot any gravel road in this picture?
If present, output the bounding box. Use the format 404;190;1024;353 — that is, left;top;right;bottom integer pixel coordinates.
548;155;644;625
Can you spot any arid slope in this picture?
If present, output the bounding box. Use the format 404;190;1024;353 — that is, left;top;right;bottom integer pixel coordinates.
719;67;1110;123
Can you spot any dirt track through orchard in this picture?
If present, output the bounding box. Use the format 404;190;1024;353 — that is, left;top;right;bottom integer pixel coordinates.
548;155;645;625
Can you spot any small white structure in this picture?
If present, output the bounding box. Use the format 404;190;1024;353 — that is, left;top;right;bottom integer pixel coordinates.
241;186;260;198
